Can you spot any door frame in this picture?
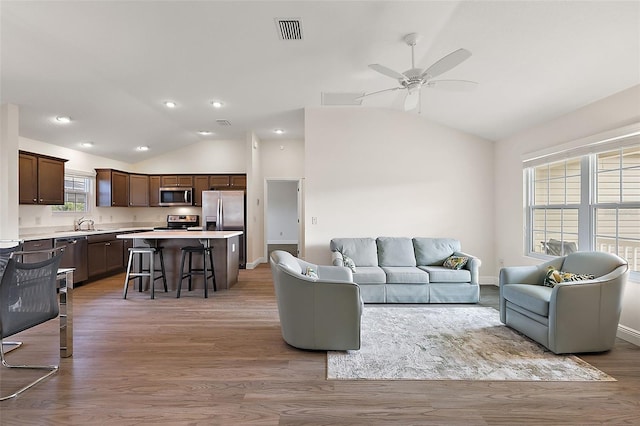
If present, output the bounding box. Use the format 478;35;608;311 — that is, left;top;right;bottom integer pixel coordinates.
264;178;304;261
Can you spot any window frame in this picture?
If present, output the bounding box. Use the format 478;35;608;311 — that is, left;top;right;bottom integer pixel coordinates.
524;125;640;279
51;171;93;214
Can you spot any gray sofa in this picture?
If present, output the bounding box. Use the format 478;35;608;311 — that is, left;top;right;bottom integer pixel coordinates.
330;237;480;303
269;250;362;350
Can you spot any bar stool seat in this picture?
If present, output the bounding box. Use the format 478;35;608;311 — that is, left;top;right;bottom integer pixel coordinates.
123;246;167;299
177;245;216;298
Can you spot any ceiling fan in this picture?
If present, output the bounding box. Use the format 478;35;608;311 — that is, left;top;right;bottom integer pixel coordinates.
362;33;477;111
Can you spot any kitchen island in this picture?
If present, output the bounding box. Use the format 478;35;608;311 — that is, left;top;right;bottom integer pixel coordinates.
116;230;243;292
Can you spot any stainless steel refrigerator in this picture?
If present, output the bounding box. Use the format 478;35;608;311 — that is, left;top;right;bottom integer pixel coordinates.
202;190;246;268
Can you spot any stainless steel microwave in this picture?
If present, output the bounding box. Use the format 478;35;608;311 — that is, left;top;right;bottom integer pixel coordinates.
159;187;193;206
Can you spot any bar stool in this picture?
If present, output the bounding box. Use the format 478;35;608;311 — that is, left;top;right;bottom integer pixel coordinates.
123;246;167;299
177;245;216;298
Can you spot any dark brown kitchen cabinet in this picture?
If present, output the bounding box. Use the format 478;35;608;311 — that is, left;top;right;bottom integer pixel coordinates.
161;175;193;187
22;238;54;263
209;175;230;189
87;233;123;278
149;176;161;206
230;175;247;188
129;174;149;207
19;151;67;205
193;175;210;206
96;169;129;207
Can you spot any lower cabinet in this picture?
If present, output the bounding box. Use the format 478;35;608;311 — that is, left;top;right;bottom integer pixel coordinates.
87;233;124;278
22;238;54;263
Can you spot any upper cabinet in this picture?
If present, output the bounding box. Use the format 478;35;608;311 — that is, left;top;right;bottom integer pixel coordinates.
193;175;210;207
209;174;246;189
129;174;149;207
161;175;193;187
19;151;67;205
96;169;129;207
149;175;161;207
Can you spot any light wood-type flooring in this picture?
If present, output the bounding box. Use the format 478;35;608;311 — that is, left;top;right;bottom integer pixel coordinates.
1;265;639;425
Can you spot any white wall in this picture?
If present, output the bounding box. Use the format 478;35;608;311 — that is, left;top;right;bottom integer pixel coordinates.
494;84;640;343
133;139;245;174
304;107;495;279
267;181;299;243
261;139;305;179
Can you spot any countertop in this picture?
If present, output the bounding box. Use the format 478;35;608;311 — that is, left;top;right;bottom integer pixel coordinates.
116;230;243;239
19;227;155;241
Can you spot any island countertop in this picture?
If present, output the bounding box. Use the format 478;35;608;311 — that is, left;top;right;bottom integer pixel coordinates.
117;229;244;292
116;230;243;240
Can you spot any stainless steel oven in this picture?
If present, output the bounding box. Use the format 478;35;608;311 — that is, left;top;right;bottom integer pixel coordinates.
159;187;193;206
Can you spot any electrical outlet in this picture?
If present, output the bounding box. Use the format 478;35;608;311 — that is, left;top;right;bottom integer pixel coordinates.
312;217;317;225
35;216;41;225
133;215;137;221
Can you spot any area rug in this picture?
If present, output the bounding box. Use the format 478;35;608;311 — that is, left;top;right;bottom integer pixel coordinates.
327;306;615;381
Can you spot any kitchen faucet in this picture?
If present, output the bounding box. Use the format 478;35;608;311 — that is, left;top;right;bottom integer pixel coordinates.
75;217;95;231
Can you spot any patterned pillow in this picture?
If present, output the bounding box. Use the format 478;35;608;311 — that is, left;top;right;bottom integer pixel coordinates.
342;253;357;273
543;266;595;288
305;266;318;280
443;255;469;270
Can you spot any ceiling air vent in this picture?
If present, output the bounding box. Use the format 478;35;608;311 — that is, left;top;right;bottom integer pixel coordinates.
275;18;303;40
216;119;231;126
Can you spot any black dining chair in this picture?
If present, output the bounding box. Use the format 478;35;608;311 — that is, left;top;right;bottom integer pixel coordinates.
0;246;64;400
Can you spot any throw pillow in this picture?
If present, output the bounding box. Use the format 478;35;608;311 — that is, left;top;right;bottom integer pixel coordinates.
443;255;469;270
305;266;318;280
342;254;357;273
543;266;595;288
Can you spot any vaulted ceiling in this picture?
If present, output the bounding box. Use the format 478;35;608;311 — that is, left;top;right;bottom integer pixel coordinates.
2;1;639;162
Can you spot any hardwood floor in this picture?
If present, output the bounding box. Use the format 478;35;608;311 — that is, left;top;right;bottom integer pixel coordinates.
1;265;639;425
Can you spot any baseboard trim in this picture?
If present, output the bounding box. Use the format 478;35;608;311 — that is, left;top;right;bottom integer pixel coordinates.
246;257;266;269
617;324;640;347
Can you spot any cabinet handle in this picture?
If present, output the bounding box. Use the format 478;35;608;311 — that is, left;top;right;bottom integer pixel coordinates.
105;242;111;246
112;201;115;205
39;198;43;202
33;198;37;202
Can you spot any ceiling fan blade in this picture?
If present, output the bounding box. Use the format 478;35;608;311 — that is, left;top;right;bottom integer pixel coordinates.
356;87;403;100
404;90;420;111
421;48;472;79
427;79;478;91
369;64;408;81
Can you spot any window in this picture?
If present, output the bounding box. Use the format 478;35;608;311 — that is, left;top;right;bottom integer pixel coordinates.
52;173;91;213
525;129;640;275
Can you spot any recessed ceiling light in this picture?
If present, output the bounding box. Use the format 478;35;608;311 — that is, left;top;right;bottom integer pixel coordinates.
55;116;71;124
164;101;177;108
198;130;213;136
136;146;149;152
210;100;224;108
274;128;285;134
80;141;94;148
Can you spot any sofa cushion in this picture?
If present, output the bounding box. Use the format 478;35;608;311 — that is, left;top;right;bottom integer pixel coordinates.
352;266;387;284
330;238;379;267
419;266;471;283
382;267;429;284
543;266;594;288
376;237;416;267
443;255;469;270
413;238;462;266
502;283;552;317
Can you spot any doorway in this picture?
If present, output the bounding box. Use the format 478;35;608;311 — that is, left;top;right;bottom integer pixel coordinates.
265;179;302;260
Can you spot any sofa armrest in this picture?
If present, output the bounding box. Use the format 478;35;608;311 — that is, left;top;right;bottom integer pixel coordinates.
331;250;344;266
318;265;353;282
455;250;481;284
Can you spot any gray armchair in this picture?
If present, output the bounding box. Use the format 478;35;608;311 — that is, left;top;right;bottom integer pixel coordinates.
269;250;362;350
499;251;628;354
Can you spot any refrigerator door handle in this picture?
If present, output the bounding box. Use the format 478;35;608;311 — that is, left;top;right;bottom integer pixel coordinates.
217;198;222;230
